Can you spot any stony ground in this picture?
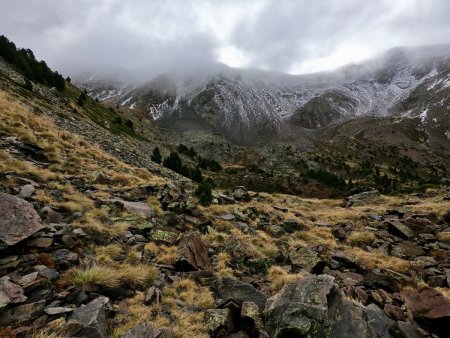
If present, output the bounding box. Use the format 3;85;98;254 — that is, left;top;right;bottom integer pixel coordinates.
0;79;450;337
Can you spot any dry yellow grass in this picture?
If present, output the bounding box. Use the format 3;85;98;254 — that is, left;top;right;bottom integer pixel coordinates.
347;231;376;246
65;263;158;289
74;208;130;237
155;245;177;265
214;252;234;277
147;196;163;216
111;292;151;338
346;247;410;273
268;266;305;293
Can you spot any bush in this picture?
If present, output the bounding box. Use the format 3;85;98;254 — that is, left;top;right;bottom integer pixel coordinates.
125;119;134;129
195;182;212;206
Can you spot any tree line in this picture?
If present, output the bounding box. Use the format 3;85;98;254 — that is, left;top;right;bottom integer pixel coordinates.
0;35;65;91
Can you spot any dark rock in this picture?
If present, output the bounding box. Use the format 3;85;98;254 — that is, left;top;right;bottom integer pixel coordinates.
241;301;264;336
27;289;53;303
390;241;425;259
120;321;161;338
397;321;426;338
0;276;27;307
263;275;338;337
212;277;267;313
365;303;395;338
175;233;211;271
427;275;447;287
0;192;45;248
385;220;413;239
52;249;78;266
205;308;235;337
67;296;110;338
357;270;407;293
331;252;360;271
405;217;436;234
282;219;306;233
0;300;45;327
385;209;405;218
383;304;405;321
329;293;376;338
34;265;60;281
402;287;450;336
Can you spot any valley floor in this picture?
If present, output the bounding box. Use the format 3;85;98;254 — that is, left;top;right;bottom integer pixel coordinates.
1;90;450;337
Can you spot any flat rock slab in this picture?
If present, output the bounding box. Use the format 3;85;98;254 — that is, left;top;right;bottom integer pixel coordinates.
212;277;267;313
175;232;211;271
0;192;45;247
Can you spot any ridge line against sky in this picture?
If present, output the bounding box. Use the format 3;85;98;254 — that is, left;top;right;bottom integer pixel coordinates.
1;0;450;82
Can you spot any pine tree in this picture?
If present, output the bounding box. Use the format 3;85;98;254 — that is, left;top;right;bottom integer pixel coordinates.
151;147;162;164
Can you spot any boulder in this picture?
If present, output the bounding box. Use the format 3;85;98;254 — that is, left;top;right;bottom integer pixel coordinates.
233;186;252;202
120;321;161;338
18;184;35;199
0;300;45;327
365;303;395;338
174;233;211;271
290;247;322;272
0;192;45;248
0;276;27;307
390;241;425;258
67;296;110;338
148;227;179;244
385;220;414;240
205;308;235;337
282;219;306;233
402;287;450;336
263;275;338;337
107;198;153;219
241;301;264;336
212;277;267;313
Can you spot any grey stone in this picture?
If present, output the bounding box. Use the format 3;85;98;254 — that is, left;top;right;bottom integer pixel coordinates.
120;321;161;338
18;184;35;199
212;277;267;313
68;296;110;338
205;308;235;337
45;307;74;315
264;275;338;338
35;265;60;281
0;300;45;327
0;192;45;247
0;276;27;307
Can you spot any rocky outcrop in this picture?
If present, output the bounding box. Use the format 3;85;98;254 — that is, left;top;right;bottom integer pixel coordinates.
0;192;45;248
174;233;211;271
264;275;338;337
67;296;110;338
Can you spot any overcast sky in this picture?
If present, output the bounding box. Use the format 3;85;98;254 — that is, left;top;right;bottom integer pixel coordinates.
1;0;450;82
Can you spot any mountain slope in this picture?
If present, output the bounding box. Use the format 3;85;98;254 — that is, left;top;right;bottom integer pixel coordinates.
79;45;450;145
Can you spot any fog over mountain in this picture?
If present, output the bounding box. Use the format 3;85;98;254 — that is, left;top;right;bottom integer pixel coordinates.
1;0;450;82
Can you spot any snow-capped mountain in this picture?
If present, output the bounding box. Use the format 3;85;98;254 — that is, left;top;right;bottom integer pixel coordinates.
76;45;450;144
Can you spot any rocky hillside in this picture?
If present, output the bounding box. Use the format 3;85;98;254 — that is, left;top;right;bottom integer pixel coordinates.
1;39;450;337
78;45;450;145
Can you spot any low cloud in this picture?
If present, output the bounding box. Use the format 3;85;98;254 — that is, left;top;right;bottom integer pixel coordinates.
1;0;449;82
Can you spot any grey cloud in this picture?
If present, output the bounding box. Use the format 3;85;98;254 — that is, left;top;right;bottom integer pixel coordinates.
0;0;449;82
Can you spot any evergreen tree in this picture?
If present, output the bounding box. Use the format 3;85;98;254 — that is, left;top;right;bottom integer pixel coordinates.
163;152;183;173
151;147;162;164
125;119;134;130
23;78;32;91
195;183;212;206
191;167;203;183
